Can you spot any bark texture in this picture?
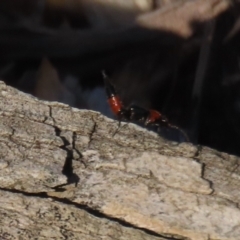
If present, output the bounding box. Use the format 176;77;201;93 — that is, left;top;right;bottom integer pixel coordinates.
0;80;240;240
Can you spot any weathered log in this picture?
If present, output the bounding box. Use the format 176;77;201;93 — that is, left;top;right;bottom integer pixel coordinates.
0;80;240;240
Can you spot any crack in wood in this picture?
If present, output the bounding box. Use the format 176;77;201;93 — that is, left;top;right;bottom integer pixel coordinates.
88;116;97;148
49;106;80;188
0;187;187;240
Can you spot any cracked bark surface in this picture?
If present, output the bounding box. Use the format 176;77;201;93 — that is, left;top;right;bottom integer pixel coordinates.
0;80;240;240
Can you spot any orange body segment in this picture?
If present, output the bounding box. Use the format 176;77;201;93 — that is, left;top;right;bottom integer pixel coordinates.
147;109;161;124
108;96;123;115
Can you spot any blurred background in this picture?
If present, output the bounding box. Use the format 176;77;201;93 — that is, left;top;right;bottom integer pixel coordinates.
1;0;240;155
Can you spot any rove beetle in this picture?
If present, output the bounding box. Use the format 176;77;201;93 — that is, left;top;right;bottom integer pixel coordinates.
102;71;189;142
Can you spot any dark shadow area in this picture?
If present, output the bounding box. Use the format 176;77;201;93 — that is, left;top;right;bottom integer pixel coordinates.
54;126;80;188
1;2;240;156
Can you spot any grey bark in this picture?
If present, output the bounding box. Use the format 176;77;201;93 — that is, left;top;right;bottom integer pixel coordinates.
0;80;240;240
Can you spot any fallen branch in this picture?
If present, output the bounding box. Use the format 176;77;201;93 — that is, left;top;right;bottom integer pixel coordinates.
0;81;240;240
